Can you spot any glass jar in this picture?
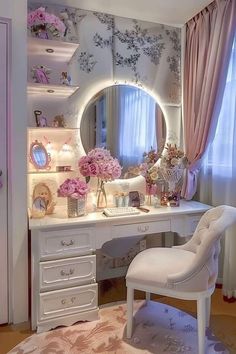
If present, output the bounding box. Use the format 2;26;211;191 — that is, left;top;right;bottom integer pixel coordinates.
67;196;86;217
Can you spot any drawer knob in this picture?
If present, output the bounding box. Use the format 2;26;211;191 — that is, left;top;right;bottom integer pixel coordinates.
61;239;74;246
61;296;76;306
60;268;75;276
138;225;149;233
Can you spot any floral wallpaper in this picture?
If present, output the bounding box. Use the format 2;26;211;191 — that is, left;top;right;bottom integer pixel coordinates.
28;3;181;104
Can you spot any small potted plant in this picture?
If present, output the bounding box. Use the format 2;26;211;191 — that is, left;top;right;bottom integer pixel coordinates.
58;178;89;217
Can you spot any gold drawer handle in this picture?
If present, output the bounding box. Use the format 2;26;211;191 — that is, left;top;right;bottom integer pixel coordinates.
60;269;74;276
61;239;74;246
138;225;149;233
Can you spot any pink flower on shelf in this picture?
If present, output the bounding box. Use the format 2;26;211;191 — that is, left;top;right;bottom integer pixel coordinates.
34;7;46;22
27;7;66;38
78;148;122;182
58;178;89;199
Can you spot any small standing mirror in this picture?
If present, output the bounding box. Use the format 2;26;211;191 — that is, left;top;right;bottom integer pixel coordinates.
80;85;166;177
29;140;51;170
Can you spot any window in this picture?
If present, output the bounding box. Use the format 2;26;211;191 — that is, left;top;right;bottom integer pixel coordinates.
118;86;157;167
203;36;236;178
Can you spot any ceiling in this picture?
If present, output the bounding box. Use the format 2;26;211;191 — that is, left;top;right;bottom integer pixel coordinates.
32;0;213;27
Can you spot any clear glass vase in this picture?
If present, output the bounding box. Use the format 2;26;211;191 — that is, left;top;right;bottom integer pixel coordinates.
67;196;86;218
96;179;107;209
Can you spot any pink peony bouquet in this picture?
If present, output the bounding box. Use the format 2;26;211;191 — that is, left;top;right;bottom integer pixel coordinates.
28;7;66;38
78;148;122;182
58;178;89;199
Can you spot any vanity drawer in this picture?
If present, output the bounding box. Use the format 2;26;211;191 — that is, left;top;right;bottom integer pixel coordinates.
39;283;98;321
38;227;95;260
186;214;202;235
112;219;170;238
39;255;96;291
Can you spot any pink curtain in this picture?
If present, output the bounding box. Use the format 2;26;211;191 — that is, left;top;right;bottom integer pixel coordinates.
181;0;236;200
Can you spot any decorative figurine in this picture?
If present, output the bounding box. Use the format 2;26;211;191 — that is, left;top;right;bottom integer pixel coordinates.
34;110;48;127
31;65;51;84
52;114;66;128
60;71;71;85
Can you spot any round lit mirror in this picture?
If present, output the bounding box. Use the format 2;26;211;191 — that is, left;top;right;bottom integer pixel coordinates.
80;85;166;177
29;140;51;170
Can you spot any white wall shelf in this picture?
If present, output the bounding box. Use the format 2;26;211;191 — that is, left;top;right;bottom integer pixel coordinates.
28;37;79;63
27;127;79;132
27;83;79;98
28;170;75;174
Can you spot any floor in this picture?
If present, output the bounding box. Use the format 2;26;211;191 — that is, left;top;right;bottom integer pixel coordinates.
0;280;236;354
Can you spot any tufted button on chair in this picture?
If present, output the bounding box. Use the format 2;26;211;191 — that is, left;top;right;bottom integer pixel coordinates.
126;205;236;354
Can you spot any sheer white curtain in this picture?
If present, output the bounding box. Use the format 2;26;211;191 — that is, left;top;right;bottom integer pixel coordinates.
97;85;158;171
199;35;236;300
118;86;157;169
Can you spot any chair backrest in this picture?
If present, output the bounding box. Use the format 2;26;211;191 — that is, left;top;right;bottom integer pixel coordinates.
179;205;236;288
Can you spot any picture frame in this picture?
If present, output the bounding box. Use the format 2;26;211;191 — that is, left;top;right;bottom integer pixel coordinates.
129;191;140;207
32;182;55;215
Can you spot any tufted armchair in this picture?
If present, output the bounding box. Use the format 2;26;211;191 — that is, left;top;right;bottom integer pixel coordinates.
126;205;236;354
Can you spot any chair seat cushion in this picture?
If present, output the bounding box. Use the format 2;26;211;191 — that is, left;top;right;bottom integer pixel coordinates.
126;248;195;289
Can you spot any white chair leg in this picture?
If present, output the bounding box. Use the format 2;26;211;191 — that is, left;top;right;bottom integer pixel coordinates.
197;297;206;354
127;287;134;339
205;296;211;327
145;292;151;301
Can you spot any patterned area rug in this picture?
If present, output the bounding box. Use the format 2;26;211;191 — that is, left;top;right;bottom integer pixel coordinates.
9;301;229;354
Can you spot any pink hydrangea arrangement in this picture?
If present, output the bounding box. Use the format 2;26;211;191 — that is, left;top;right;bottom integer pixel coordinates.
78;148;122;182
58;178;89;199
28;7;66;38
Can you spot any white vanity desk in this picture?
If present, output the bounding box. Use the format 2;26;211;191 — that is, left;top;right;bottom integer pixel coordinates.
29;200;211;333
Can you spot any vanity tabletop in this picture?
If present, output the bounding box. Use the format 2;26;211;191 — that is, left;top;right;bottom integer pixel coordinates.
29;200;211;230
